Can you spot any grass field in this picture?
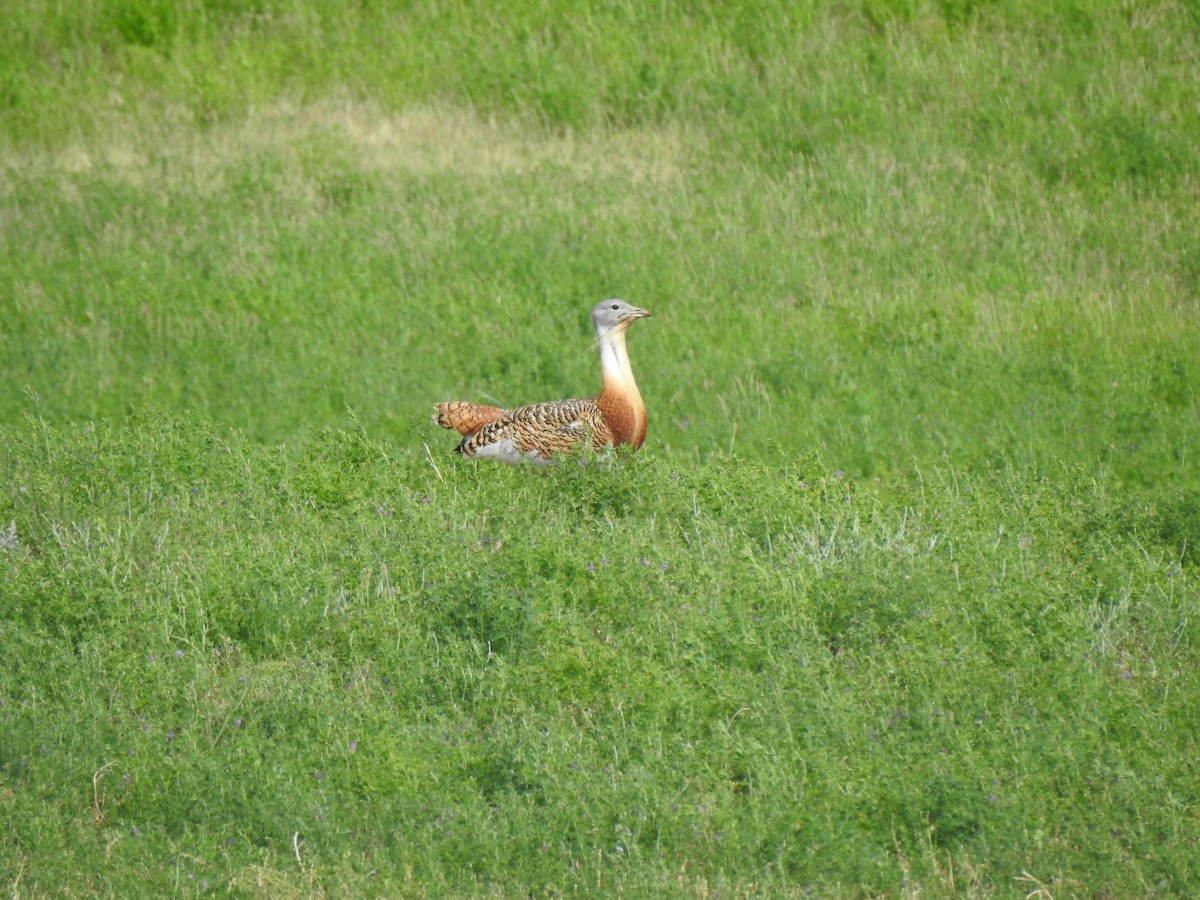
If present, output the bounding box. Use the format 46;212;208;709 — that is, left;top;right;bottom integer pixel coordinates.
2;0;1199;895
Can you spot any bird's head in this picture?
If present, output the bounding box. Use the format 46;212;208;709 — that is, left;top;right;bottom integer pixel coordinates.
592;299;652;334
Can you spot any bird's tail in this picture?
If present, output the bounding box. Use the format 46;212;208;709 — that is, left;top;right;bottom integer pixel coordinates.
433;401;510;436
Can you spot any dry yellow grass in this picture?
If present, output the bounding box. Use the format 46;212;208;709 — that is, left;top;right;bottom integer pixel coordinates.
2;99;690;192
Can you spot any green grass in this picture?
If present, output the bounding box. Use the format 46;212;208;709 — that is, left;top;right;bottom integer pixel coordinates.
3;416;1198;895
2;0;1200;895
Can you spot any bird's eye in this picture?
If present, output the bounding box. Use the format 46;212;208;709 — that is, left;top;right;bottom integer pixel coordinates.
611;304;619;310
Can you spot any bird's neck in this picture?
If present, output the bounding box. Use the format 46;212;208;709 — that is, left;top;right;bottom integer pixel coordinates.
596;327;647;448
598;328;637;390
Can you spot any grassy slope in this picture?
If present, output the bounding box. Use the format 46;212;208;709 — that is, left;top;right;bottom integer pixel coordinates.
2;0;1200;895
2;1;1197;480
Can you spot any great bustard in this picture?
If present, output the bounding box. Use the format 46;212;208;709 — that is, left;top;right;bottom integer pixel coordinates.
434;299;652;463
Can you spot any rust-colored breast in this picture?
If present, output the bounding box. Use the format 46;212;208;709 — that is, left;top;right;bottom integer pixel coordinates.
596;391;647;449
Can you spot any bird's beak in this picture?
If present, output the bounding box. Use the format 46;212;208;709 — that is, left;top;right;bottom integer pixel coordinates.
628;306;652;319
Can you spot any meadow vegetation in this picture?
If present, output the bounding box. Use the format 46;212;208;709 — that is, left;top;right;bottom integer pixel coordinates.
2;0;1199;895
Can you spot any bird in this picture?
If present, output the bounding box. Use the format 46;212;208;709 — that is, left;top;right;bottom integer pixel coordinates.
434;299;652;464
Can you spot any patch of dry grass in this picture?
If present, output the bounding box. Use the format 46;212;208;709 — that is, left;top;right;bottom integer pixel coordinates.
2;99;690;194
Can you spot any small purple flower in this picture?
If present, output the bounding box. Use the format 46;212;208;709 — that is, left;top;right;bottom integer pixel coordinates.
174;649;184;659
586;562;595;573
348;741;357;753
659;561;668;571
